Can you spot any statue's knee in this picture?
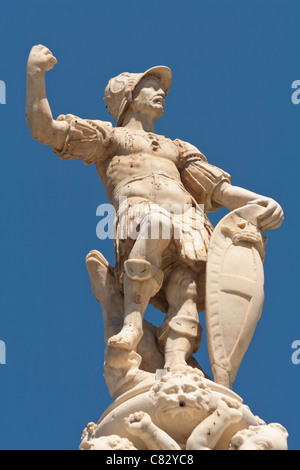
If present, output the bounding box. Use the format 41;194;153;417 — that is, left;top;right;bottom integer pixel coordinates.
166;268;198;306
124;258;164;296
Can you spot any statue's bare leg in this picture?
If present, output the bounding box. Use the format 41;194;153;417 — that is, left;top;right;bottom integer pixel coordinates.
108;213;170;351
158;266;202;370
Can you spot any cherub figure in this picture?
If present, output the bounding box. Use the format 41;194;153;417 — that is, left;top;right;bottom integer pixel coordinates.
125;400;242;450
229;423;289;451
124;411;288;451
80;434;137;451
80;421;136;450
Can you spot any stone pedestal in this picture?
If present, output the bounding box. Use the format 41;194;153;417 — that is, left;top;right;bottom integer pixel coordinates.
80;368;288;451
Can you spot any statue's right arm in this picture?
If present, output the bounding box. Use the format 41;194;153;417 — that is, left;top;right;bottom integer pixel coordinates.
26;45;69;151
125;412;181;451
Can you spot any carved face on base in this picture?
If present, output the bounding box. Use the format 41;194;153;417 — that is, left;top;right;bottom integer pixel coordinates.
150;370;211;435
229;424;288;451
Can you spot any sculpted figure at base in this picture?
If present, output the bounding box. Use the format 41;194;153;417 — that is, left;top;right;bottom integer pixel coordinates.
80;417;288;451
79;370;288;451
26;45;287;450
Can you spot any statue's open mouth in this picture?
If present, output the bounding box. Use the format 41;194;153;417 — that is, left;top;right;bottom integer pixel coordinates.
162;400;203;413
153;96;165;105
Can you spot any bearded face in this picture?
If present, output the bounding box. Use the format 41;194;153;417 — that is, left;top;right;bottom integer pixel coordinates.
150;370;211;434
128;76;166;122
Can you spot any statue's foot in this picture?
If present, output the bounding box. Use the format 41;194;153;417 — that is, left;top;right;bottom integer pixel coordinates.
108;326;142;351
164;359;205;376
169;363;197;373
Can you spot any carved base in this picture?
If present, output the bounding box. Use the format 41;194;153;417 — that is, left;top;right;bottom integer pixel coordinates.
79;368;288;451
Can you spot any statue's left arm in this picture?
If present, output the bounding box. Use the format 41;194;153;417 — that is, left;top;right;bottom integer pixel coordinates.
212;182;284;231
177;139;283;231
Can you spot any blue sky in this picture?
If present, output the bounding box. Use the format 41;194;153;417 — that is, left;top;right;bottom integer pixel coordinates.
0;0;299;450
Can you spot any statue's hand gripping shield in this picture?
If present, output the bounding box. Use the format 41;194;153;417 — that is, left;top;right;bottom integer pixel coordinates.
205;204;267;389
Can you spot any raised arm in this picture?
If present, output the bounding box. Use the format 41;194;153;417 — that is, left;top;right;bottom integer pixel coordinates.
26;45;69;150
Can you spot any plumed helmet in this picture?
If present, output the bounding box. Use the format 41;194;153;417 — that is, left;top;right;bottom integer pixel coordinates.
103;66;172;127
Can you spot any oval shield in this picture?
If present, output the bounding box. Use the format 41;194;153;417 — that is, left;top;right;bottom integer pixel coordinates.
205;204;266;389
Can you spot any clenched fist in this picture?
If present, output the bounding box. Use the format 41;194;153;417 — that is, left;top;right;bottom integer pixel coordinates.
27;45;57;73
124;412;154;436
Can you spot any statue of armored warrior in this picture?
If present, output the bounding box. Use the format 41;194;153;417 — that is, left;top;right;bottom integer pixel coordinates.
26;45;283;389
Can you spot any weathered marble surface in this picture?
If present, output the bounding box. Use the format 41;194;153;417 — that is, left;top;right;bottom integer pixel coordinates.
26;45;287;450
79;370;288;451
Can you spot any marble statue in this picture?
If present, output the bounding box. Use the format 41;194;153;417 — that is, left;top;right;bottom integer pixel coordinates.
26;45;288;450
